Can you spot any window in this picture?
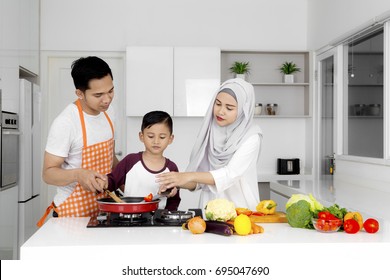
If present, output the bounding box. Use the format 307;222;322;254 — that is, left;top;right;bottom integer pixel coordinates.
344;29;384;158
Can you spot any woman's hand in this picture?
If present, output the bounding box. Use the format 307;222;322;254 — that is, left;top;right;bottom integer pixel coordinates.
156;172;194;192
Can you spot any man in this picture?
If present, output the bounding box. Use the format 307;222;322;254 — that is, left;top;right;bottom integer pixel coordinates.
37;56;119;226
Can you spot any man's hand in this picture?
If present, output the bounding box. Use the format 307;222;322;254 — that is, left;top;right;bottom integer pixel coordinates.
76;170;107;193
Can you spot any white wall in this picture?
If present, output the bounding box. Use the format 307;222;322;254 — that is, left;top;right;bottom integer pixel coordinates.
41;0;308;51
307;0;390;50
40;0;310;208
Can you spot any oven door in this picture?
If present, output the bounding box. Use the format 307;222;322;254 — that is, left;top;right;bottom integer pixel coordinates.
1;129;20;190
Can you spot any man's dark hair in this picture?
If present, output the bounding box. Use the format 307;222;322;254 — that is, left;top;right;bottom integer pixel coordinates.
71;56;113;92
141;111;173;134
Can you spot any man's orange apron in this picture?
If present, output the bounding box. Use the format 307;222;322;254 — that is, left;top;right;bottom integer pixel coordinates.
37;99;114;227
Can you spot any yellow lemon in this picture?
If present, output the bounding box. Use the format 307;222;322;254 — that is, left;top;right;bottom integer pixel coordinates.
234;214;252;236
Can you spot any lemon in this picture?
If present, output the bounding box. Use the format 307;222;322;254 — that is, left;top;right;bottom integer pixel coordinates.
234;214;252;236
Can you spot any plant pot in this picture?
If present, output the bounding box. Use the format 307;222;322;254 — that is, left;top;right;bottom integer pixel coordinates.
283;74;294;83
235;74;246;80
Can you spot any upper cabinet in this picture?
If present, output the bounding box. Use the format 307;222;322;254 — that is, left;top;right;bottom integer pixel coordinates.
221;51;312;117
126;46;220;117
126;46;174;116
18;0;40;75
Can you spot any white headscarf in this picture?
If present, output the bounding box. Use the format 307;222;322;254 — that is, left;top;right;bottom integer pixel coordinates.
186;78;262;172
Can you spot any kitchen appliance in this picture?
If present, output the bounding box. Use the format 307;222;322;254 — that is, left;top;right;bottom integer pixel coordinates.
87;208;202;228
277;158;300;175
1;111;20;190
17;79;42;259
0;90;20;259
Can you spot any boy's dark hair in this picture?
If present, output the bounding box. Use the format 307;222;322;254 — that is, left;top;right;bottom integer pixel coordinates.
141;111;173;134
71;56;113;92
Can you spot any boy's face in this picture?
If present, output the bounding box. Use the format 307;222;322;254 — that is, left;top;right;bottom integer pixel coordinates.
76;74;114;115
139;123;174;155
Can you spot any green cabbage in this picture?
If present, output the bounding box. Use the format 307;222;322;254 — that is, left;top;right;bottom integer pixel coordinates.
285;193;324;229
286;200;313;229
285;193;324;212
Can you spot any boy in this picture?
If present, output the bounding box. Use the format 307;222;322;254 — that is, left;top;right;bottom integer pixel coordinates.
105;111;181;210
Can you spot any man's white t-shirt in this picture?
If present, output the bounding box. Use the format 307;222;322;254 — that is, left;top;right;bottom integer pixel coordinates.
45;103;116;206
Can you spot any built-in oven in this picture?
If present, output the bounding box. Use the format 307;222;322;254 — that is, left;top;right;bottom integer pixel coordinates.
1;111;20;191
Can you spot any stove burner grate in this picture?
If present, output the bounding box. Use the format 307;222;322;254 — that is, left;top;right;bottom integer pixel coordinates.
86;208;202;228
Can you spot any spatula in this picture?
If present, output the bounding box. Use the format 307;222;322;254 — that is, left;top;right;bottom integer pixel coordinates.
104;189;124;203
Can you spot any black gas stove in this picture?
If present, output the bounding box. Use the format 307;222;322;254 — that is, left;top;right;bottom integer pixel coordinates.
87;208;202;228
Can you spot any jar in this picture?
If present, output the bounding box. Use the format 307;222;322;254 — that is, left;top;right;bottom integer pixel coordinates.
367;104;381;116
266;103;278;115
354;104;366;116
254;103;262;115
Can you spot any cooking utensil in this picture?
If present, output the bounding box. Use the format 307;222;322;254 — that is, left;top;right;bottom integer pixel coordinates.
152;189;172;200
97;197;160;213
104;189;124;203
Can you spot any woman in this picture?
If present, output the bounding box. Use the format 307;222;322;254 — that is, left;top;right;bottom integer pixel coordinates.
156;78;263;210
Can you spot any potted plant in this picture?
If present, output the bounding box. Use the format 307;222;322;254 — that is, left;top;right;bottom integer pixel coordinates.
279;61;301;83
229;61;250;80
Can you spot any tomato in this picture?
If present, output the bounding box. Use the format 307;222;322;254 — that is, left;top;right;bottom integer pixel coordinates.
318;211;338;220
363;218;379;234
344;218;360;234
144;193;153;202
315;218;341;232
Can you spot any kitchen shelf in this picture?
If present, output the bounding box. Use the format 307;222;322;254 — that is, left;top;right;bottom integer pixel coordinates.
349;84;383;87
221;50;312;117
252;82;309;86
254;115;311;118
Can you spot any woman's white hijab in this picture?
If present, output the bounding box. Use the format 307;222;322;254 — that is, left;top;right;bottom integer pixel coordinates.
186;78;262;172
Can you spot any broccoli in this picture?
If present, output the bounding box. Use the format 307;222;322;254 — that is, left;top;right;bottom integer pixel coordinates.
286;200;314;229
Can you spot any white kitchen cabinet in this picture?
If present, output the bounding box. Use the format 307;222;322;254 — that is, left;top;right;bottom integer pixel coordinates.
270;189;290;212
126;47;174;116
18;0;40;75
221;51;312;117
126;46;220;117
173;47;220;116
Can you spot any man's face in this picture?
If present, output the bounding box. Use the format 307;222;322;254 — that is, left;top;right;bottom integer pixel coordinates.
77;74;114;115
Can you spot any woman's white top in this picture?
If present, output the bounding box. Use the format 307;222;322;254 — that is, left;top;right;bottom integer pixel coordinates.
197;134;261;210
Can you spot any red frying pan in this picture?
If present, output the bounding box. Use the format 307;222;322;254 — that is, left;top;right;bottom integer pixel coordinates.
97;197;160;213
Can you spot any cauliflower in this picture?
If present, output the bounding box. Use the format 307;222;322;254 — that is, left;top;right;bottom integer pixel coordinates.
205;198;237;222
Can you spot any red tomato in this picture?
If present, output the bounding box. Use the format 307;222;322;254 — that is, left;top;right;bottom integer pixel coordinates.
344;218;360;234
363;218;379;234
144;193;153;202
318;211;338;220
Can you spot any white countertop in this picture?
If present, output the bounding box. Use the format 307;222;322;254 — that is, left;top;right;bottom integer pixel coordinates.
21;216;390;260
20;178;390;261
270;179;390;221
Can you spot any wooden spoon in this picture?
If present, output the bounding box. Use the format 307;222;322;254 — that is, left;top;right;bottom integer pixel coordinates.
104;189;124;203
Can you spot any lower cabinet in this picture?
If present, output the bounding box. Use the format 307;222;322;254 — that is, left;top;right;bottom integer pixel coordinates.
270;189;290;212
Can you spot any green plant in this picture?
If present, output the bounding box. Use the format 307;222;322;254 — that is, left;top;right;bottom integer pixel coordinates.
279;61;301;74
229;61;250;75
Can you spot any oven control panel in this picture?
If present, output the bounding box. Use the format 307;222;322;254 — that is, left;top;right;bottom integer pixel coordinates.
1;111;19;129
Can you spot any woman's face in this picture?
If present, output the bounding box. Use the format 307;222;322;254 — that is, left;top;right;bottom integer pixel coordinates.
213;91;238;127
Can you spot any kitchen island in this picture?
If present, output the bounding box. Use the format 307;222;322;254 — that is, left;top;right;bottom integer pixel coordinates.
21;178;390;261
